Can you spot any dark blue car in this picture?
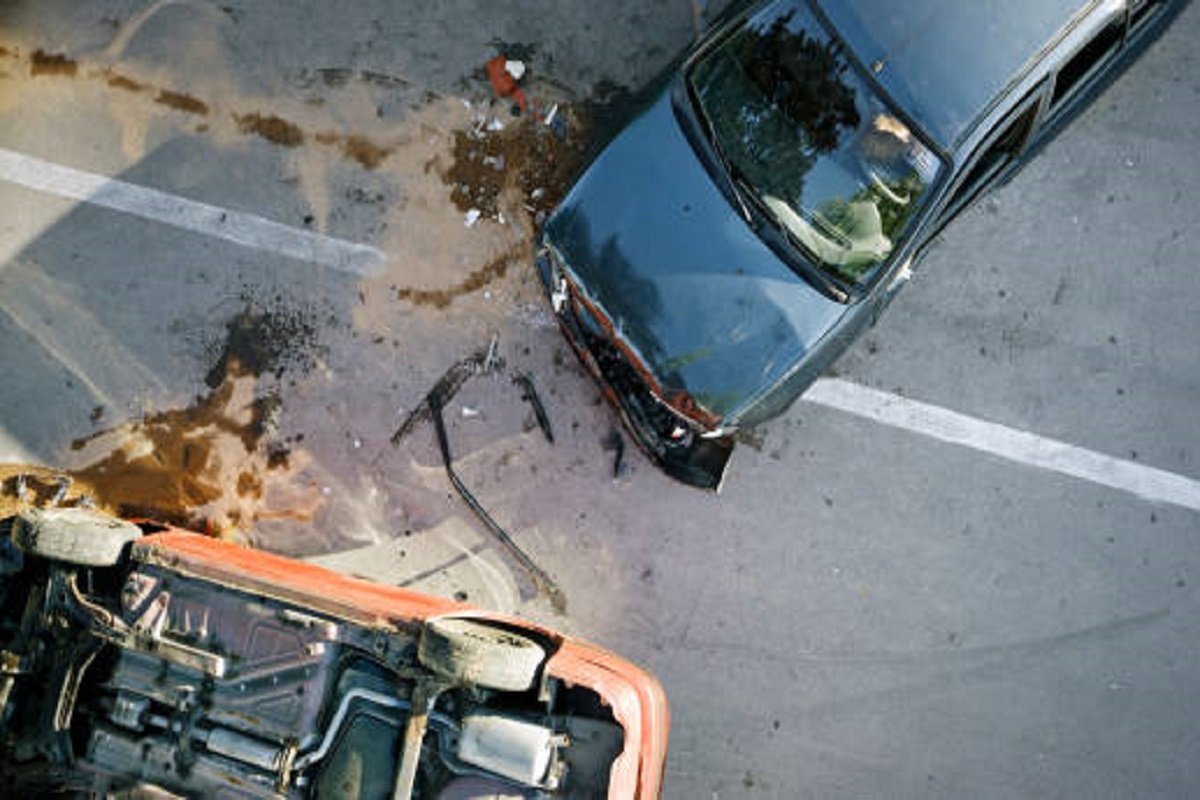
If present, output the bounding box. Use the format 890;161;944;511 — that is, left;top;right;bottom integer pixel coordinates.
537;0;1185;488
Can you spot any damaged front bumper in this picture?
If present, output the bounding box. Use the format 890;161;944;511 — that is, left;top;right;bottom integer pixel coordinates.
536;245;733;490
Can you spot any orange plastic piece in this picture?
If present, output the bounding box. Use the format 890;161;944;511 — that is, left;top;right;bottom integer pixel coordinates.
485;55;528;113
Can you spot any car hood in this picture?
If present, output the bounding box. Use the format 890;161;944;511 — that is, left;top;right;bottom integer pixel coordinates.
545;84;847;424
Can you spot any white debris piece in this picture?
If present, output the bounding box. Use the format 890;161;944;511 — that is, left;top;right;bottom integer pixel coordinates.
504;60;526;81
464;208;482;227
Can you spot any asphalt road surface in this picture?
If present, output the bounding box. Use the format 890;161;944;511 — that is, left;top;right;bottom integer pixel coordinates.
1;2;1198;797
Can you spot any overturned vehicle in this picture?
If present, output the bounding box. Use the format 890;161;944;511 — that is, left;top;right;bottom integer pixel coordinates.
0;508;668;798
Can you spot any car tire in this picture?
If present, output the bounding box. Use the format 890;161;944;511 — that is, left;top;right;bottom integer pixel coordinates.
418;617;546;692
14;507;141;567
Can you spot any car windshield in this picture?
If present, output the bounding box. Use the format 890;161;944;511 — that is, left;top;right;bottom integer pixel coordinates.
688;0;943;286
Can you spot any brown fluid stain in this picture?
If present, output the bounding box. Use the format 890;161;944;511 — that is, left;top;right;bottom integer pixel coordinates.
3;40;404;173
69;372;253;527
60;360;323;535
235;111;305;147
156;89;209;116
29;49;77;77
369;113;584;309
315;132;391;170
35;304;328;534
106;72;147;92
237;470;263;499
396;242;526;309
444;115;584;220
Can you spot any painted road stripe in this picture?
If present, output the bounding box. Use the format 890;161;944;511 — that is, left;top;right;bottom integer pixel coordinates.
803;378;1200;513
0;147;387;276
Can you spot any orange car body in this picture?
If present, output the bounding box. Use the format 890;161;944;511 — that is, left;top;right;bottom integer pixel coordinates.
0;510;669;799
137;529;670;798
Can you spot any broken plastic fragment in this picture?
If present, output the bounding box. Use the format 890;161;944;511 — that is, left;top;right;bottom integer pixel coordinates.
485;55;527;113
461;406;481;419
504;60;526;81
464;208;481;227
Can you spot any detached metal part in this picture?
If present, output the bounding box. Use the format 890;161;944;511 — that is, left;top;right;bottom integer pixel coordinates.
386;342;567;613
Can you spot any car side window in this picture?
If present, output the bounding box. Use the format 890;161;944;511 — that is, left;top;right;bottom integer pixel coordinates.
1129;0;1166;31
1050;16;1125;109
938;95;1042;225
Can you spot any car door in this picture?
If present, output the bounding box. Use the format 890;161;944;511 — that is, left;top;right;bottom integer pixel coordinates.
868;86;1046;325
1025;3;1131;153
936;89;1047;231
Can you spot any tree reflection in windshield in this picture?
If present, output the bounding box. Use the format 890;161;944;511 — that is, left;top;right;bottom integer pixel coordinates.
689;0;942;286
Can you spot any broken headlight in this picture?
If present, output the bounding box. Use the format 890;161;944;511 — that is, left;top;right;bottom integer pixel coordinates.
541;243;570;315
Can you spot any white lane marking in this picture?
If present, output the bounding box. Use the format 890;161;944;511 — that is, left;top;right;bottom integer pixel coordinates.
0;147;387;276
803;377;1200;513
0;428;38;464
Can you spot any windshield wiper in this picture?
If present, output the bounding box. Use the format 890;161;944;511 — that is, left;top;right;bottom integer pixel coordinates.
683;78;850;304
757;204;851;304
685;79;753;225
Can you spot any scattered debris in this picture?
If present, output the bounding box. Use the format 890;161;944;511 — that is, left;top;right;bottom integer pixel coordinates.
50;476;72;506
428;388;566;613
385;341;565;612
14;473;30;503
443;108;584;225
603;430;628;479
485;54;527;115
388;353;490;447
513;373;554;444
464;208;481;227
0;466;96;519
461;406;482;419
483;333;503;373
504;60;526;82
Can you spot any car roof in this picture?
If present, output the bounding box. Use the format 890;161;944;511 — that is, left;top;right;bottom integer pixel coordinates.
815;0;1094;148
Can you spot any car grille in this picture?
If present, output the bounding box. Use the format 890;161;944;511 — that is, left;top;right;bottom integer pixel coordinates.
564;295;688;453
